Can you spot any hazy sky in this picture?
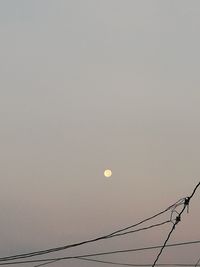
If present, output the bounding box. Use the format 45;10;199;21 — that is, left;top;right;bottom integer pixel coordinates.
0;1;200;266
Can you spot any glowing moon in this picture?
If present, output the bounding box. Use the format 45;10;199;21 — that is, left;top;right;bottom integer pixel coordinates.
104;169;112;177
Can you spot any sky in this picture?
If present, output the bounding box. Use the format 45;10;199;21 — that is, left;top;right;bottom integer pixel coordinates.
0;0;200;266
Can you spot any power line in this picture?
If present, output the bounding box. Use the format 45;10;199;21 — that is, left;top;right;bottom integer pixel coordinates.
33;182;200;267
0;204;175;262
0;240;199;266
34;260;58;267
152;182;200;266
33;220;170;267
195;256;200;267
0;182;198;267
105;220;170;238
76;257;200;267
32;220;171;267
152;222;178;267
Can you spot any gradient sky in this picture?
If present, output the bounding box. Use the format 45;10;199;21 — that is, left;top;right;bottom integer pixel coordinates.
0;1;200;266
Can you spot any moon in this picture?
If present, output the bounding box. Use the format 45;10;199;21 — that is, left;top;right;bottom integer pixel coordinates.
104;169;112;177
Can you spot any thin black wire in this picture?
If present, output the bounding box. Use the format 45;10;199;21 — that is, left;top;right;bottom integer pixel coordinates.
77;257;200;267
34;260;58;267
170;199;185;223
0;204;175;262
195;256;200;267
32;220;171;267
152;182;200;267
0;185;191;263
0;240;199;266
33;182;200;267
152;222;178;267
105;220;170;238
0;182;198;266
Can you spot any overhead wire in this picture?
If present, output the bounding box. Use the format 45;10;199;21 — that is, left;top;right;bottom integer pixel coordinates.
0;203;176;262
0;240;198;266
0;182;198;267
32;220;171;267
195;256;200;267
33;182;200;267
106;220;170;238
76;257;200;267
152;182;200;266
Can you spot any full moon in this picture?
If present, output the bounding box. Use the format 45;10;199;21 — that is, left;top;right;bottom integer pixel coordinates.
104;169;112;177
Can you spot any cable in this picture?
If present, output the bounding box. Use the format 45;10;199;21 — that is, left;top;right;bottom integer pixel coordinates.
32;220;171;267
152;182;200;266
76;257;200;267
34;260;58;267
152;222;177;267
195;256;200;267
106;220;170;238
33;182;200;267
0;182;198;266
0;240;199;266
0;204;175;262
